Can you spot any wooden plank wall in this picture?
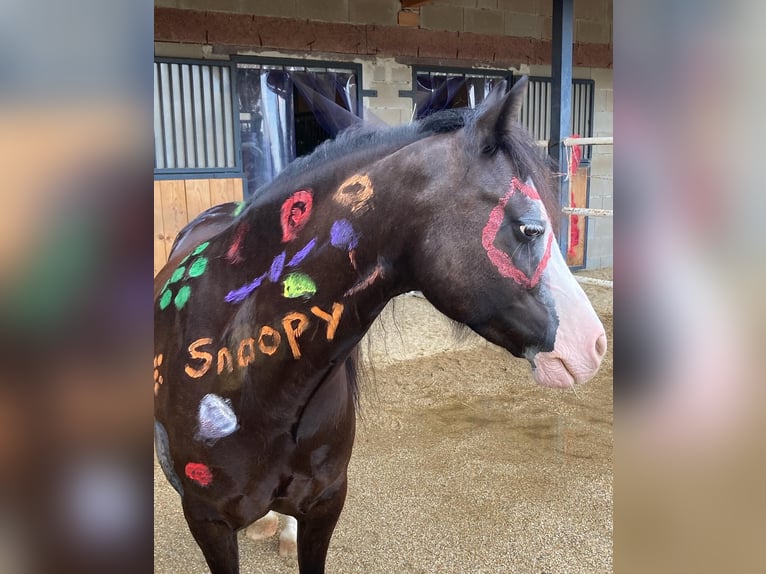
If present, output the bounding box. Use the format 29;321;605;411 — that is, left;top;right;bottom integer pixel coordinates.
565;165;588;268
154;178;243;276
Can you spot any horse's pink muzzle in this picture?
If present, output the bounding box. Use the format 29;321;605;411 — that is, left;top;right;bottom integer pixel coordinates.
530;248;608;389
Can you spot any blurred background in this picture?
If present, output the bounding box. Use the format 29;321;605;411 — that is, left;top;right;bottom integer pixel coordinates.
615;0;766;572
0;1;153;572
0;0;764;572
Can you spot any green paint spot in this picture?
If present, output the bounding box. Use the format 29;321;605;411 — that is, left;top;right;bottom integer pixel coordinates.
169;266;185;283
282;273;317;299
174;285;192;310
232;202;245;217
159;289;172;310
187;257;208;278
191;242;210;256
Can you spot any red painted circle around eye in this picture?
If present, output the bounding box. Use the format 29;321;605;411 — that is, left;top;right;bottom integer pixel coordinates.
281;190;314;243
481;178;553;288
185;462;213;487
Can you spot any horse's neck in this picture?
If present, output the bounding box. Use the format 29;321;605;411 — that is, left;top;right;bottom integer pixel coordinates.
227;154;420;377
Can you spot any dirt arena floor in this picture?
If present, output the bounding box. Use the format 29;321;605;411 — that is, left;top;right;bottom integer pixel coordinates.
155;269;613;573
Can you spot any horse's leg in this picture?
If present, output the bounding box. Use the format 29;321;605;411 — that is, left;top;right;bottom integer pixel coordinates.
278;514;298;558
182;498;240;574
296;477;348;574
244;510;280;542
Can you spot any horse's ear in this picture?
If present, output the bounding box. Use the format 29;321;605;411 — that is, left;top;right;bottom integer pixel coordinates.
481;79;509;107
474;76;528;150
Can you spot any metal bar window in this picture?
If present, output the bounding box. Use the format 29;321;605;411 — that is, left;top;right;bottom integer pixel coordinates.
525;76;594;159
154;59;240;175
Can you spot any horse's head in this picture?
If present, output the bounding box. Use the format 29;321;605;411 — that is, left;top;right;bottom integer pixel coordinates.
404;78;606;388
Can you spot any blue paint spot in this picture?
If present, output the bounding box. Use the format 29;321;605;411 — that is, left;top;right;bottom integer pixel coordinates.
269;251;286;282
154;420;184;496
225;273;266;303
287;238;317;267
330;219;359;250
197;394;238;442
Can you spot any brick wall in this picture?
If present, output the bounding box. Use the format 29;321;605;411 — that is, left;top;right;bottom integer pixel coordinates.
156;0;611;46
155;4;612;69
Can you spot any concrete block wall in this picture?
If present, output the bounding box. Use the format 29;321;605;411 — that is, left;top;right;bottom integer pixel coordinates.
584;67;613;269
360;58;414;126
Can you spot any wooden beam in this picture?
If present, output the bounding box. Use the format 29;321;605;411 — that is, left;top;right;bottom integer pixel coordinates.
401;0;433;8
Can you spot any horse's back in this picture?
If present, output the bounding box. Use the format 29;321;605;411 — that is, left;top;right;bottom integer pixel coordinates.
154;202;241;299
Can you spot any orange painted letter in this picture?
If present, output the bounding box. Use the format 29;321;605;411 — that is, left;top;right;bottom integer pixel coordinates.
310;302;344;341
185;338;214;378
281;312;309;359
257;325;281;356
238;337;256;367
217;347;234;375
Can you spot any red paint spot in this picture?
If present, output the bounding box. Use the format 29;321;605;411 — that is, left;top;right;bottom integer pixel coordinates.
481;178;553;288
185;462;213;487
280;190;313;243
567;134;582;260
226;222;249;264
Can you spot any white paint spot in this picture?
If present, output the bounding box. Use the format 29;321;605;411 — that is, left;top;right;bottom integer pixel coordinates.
197;393;238;442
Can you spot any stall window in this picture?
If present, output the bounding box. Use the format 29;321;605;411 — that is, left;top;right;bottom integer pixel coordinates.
236;60;361;195
154;59;239;175
412;67;594;158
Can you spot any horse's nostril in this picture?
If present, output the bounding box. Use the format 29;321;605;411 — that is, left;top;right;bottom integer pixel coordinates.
595;332;607;359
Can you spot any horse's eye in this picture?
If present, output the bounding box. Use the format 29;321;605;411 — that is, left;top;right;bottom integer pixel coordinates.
520;224;544;238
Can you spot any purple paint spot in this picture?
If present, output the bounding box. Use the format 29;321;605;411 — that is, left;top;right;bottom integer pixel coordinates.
269;251;286;282
330;219;359;251
287;238;317;268
225;273;266;303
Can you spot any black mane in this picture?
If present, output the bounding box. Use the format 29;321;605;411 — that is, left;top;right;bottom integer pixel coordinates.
264;108;472;190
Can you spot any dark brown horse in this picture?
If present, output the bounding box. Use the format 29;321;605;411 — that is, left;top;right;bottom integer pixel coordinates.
154;78;607;574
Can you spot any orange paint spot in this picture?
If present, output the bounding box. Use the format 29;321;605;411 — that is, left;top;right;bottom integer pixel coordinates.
185;338;214;378
334;173;374;213
237;338;256;367
310;302;344;341
281;312;309;359
153;353;165;395
258;325;281;356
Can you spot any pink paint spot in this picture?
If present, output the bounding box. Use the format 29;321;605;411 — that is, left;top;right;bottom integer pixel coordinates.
226;222;249;264
481;178;552;289
185;462;213;487
280;190;313;243
345;263;384;297
512;177;540;200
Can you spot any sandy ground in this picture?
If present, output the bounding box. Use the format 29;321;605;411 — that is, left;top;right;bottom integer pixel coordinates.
155;269;613;573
